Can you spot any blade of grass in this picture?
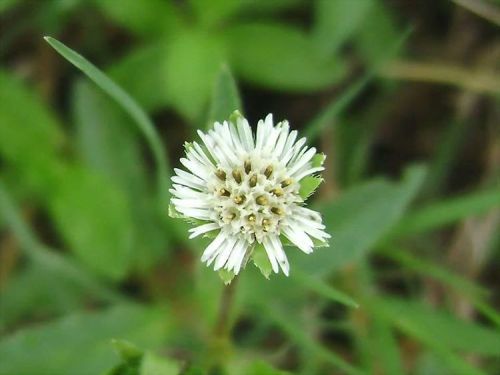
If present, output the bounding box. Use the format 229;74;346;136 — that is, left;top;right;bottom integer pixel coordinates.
43;36;170;205
294;270;359;308
207;64;242;128
380;245;487;298
387;188;500;237
262;304;364;375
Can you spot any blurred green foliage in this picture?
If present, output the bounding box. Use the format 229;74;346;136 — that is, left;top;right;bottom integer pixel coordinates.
1;0;499;374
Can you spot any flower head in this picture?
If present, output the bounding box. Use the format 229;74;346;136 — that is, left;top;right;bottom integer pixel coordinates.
170;111;330;278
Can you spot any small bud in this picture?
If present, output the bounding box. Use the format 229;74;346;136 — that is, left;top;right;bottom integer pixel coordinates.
256;195;268;205
281;178;292;188
215;169;226;181
233;195;245;205
264;165;273;178
270;188;283;197
232;169;242;183
247;214;256;222
271;207;283;215
249;174;258;187
244;160;252;174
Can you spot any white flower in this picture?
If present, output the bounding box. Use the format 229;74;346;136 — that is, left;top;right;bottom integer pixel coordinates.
170;111;330;277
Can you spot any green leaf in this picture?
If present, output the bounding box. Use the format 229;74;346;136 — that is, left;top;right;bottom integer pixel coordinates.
72;80;171;272
0;70;63;194
44;36;170;205
218;269;236;285
50;167;134;280
0;304;168;375
299;176;323;200
140;352;180;375
224;22;346;91
163;30;226;121
208;64;242;128
252;244;272;279
111;339;143;362
388;188;500;238
297;165;426;276
313;0;373;57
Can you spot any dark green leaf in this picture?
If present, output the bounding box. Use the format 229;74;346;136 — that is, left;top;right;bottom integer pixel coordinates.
225;22;346;91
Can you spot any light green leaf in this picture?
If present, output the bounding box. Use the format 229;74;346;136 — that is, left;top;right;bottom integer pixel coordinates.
311;153;326;168
224;22;345;91
108;43;169;112
218;269;236;285
208;64;242;128
299;176;323;200
44;36;170;205
252;244;272;279
163;30;226;121
140;352;180;375
0;304;168;375
50;167;134;280
297;165;426;276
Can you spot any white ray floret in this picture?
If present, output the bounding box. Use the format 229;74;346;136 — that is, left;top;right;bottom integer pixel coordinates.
170;111;330;277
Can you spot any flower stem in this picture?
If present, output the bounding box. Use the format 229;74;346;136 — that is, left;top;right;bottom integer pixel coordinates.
214;276;239;339
208;276;239;369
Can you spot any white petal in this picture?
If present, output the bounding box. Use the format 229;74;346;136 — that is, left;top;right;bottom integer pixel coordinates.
171;198;211;209
214;236;238;270
201;231;226;263
188;223;219;239
225;239;247;273
269;235;290;276
287;147;316;176
262;237;280;274
282;226;314;254
236;117;254;151
292;166;324;181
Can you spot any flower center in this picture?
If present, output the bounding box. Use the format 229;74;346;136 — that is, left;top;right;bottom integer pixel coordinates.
209;153;301;243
